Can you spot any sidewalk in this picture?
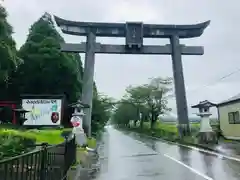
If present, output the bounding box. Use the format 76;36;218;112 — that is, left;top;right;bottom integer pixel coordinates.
121;127;240;160
188;138;240;159
141;131;240;159
67;146;100;180
211;139;240;158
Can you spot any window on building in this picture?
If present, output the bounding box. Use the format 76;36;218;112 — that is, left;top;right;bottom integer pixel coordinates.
228;111;240;124
235;111;240;124
228;112;234;124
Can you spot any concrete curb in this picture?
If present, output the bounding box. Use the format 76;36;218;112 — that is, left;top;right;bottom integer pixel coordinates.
182;141;223;154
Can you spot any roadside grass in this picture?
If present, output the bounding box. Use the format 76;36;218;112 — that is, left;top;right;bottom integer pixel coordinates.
26;129;66;144
0;128;97;146
0;128;72;145
126;121;202;143
124;120;221;145
0;128;67;159
87;137;97;149
0;127;98;160
141;121;200;134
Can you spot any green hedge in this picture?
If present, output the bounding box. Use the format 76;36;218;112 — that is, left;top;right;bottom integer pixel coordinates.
0;127;98;160
0;129;36;160
0;128;74;160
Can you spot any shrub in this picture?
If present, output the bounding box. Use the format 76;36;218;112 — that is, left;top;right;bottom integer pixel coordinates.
0;128;76;160
0;129;36;160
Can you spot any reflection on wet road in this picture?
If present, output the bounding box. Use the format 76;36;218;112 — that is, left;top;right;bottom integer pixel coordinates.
95;127;240;180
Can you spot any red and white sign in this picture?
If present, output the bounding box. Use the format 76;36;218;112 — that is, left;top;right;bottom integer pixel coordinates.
72;121;80;127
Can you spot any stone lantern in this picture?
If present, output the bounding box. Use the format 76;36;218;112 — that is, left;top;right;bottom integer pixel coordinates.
13;107;29;126
192;100;218;144
68;100;89;146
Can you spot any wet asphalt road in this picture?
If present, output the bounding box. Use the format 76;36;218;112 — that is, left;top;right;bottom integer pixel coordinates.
95;126;240;180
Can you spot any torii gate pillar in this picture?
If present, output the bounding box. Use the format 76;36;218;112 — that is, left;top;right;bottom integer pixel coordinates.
171;35;190;134
81;31;96;136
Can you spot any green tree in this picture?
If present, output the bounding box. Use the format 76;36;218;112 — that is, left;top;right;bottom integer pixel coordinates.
0;6;21;99
111;102;138;126
143;77;172;128
123;85;149;128
4;12;108;134
91;90;114;135
112;77;172;129
13;13;81;103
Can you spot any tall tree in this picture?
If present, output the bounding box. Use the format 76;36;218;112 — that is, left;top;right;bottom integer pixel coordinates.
91;91;114;134
13;13;81;103
0;6;20;99
5;12;109;134
145;77;172;128
123;85;148;127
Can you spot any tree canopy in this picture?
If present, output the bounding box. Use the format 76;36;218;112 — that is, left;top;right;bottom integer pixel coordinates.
14;13;82;102
0;6;21;99
111;77;173;128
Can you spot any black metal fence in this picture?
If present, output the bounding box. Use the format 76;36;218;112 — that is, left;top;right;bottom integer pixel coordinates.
0;136;76;180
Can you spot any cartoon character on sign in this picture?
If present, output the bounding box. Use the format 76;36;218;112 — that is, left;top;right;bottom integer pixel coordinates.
51;103;59;123
30;105;41;124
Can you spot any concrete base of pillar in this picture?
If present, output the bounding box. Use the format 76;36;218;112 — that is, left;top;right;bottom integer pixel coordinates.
197;131;218;144
75;131;87;146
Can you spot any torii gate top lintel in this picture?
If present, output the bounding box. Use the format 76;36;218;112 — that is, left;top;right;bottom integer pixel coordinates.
53;14;211;137
54;15;210;39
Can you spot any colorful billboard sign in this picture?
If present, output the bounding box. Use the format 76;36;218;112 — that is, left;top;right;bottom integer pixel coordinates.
22;99;62;126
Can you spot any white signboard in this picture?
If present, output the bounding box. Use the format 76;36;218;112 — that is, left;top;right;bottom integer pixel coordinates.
22;99;62;126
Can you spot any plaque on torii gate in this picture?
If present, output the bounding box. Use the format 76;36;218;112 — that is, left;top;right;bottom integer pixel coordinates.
54;15;210;137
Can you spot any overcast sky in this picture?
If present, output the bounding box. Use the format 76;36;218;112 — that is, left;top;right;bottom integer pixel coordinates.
2;0;240;115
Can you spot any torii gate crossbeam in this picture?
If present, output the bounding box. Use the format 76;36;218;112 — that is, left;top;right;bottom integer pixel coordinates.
61;43;204;55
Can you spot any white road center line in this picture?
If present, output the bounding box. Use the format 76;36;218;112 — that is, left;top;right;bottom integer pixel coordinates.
164;154;213;180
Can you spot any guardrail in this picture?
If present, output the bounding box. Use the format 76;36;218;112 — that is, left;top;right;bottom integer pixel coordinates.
0;136;76;180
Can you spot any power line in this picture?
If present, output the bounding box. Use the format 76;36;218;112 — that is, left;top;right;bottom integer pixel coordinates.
167;67;240;99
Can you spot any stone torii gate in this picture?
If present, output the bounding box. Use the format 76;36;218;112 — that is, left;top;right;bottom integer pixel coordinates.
54;15;210;137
